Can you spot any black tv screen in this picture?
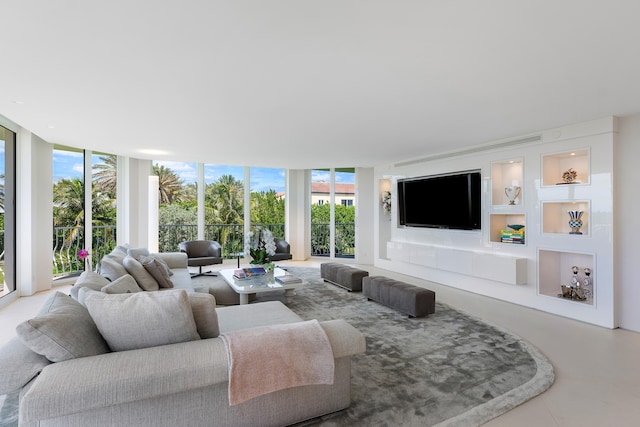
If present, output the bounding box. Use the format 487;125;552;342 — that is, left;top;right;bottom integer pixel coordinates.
398;170;481;230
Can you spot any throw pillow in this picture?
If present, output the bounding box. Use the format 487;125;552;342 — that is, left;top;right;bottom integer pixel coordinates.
106;247;128;264
187;293;219;338
122;255;160;291
114;244;131;254
127;247;150;260
140;255;174;288
15;292;110;362
151;254;174;276
101;274;143;294
83;290;201;352
0;337;51;395
70;270;110;300
99;256;128;282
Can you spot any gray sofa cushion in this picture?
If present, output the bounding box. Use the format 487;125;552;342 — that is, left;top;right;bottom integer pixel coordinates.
99;256;129;282
83;289;201;351
15;292;110;362
0;337;51;394
101;274;143;294
187;293;219;338
127;247;150;259
70;271;110;300
123;255;160;291
105;247;128;265
140;255;174;288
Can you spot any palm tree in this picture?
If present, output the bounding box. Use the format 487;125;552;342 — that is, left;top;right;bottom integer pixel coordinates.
92;155;117;197
204;175;243;250
153;164;184;205
53;178;85;227
53;177;117;235
207;174;243;225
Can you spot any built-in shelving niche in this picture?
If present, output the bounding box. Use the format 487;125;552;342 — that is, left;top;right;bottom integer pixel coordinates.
491;158;524;207
538;249;595;306
489;213;526;245
541;148;590;187
541;200;590;236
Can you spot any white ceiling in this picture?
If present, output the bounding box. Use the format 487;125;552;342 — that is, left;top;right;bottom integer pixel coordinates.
2;1;639;169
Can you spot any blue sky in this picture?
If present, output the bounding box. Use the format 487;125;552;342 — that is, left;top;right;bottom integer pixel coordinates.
51;149;354;193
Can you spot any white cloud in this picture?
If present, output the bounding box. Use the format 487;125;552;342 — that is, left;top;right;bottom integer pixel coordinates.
154;160;197;182
72;163;84;173
312;171;330;182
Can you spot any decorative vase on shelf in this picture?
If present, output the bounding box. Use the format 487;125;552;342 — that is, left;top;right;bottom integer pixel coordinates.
504;186;521;205
568;210;584;235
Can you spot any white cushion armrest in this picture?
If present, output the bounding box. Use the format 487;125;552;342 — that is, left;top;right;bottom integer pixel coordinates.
20;339;229;422
154;252;188;269
320;320;366;358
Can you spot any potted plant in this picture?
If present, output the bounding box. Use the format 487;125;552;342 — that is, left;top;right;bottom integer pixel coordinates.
244;227;276;272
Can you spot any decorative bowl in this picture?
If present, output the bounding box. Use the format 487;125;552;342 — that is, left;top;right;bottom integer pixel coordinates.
507;224;525;231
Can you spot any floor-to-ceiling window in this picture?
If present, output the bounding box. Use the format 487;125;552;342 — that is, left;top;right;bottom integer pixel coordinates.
153;162;288;259
203;164;244;257
52;147;118;275
334;168;356;258
310;168;356;258
91;153;117;268
0;125;16;296
52;146;85;275
250;166;285;238
311;169;331;257
154;161;196;252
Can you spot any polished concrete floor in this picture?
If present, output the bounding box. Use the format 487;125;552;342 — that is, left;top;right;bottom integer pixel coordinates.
2;259;639;426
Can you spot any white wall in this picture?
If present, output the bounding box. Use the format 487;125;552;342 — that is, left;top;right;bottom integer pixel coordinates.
615;114;640;331
355;167;374;265
374;117;616;328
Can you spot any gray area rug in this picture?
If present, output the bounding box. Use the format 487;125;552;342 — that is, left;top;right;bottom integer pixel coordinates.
254;267;555;427
0;267;554;427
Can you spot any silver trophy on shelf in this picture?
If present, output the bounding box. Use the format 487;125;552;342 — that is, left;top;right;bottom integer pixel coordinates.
504;185;521;205
583;267;592;299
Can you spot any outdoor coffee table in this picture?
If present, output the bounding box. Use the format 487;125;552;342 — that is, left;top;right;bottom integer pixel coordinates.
220;267;308;305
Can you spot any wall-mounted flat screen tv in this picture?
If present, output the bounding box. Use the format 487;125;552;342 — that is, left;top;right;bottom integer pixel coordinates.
397;170;482;230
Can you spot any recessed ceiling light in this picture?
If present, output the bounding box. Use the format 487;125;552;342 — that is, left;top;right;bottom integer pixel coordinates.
13;101;25;105
48;125;55;129
570;152;576;156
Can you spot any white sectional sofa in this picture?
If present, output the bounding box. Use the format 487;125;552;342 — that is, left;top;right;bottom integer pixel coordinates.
69;245;242;305
0;246;366;426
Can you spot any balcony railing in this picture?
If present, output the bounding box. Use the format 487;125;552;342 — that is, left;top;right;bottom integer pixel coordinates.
52;221;354;276
310;222;355;258
53;226;117;275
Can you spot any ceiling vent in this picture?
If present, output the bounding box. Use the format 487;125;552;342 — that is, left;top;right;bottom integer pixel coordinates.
394;135;542;167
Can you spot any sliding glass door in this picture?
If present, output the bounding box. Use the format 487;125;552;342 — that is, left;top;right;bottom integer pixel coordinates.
310;168;356;258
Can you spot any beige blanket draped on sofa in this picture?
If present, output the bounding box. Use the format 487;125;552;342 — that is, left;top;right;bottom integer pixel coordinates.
221;319;335;405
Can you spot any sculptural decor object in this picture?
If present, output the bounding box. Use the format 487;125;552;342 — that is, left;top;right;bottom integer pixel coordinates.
560;265;591;301
568;210;584;235
562;168;578;184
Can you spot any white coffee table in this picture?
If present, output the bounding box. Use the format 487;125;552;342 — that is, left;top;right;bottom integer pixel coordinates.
220;267;308;305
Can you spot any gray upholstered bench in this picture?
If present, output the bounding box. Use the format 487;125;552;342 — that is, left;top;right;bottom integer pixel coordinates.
362;276;435;317
320;262;369;292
